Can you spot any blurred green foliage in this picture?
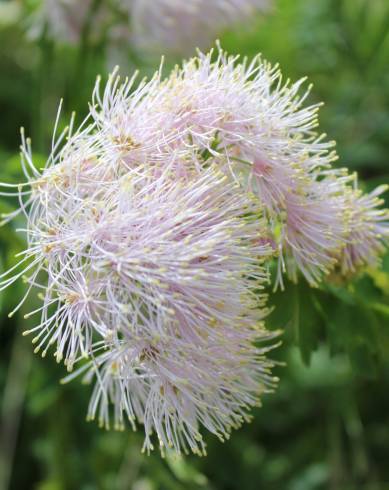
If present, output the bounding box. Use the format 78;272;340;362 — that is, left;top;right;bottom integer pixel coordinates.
0;0;389;489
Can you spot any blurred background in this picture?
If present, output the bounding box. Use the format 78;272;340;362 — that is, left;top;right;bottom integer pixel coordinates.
0;0;389;489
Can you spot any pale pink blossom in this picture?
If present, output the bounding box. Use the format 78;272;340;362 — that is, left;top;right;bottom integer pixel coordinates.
32;0;271;55
89;50;350;286
339;185;389;274
80;48;389;287
1;46;388;455
29;0;112;45
32;0;95;43
128;0;271;55
0;117;277;453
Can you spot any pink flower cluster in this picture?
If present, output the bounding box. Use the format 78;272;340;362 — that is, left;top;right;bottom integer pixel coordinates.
33;0;270;55
128;0;271;55
1;47;388;455
31;0;99;44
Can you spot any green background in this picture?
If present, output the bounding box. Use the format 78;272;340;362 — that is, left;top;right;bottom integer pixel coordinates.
0;0;389;489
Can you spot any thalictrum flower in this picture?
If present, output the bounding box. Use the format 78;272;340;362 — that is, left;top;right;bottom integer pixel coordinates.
1;44;388;456
339;184;389;275
0;118;277;454
89;48;387;287
128;0;271;55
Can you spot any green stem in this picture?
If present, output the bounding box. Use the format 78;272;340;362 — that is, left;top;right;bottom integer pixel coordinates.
34;29;54;153
72;0;104;106
0;319;33;490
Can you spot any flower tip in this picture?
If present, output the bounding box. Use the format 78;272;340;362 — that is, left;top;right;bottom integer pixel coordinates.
55;352;63;363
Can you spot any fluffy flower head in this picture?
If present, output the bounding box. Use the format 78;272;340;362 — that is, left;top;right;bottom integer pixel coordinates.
129;0;271;55
1;45;388;455
1;110;276;453
90;49;387;287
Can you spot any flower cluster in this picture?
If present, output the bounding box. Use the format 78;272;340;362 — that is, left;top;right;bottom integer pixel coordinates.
88;49;389;286
32;0;270;55
30;0;100;44
128;0;271;55
1;47;388;455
